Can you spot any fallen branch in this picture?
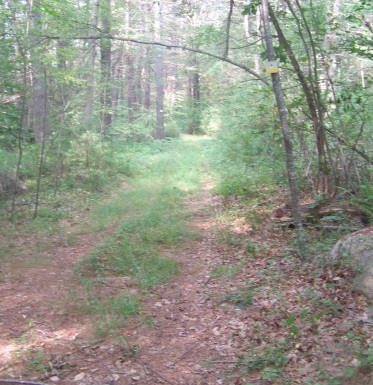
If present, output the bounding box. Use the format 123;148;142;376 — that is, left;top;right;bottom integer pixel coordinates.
133;358;176;385
0;380;50;385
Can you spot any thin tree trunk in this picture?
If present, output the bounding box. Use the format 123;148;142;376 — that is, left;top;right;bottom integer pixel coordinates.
269;4;329;193
33;68;48;219
99;0;112;133
29;2;49;143
189;55;201;133
142;54;151;110
154;1;165;139
82;0;99;129
126;54;136;123
261;0;307;256
224;0;234;58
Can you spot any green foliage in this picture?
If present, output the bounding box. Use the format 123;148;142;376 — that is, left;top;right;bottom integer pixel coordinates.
220;287;254;308
80;140;203;288
107;108;155;142
191;25;225;48
171;97;206;135
66;132;110;170
242;344;289;380
341;1;373;60
242;0;261;16
244;242;257;256
163;120;181;138
352;184;373;217
205;84;287;198
27;351;47;373
211;264;241;279
84;293;141;336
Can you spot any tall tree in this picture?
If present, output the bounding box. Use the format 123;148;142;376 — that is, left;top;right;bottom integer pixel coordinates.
82;0;99;130
154;1;165;139
260;0;306;255
99;0;112;133
28;0;49;143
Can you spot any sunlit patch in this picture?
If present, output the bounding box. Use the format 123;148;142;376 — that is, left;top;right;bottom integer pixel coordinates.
0;340;19;365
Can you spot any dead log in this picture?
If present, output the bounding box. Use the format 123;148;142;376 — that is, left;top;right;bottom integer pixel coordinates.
0;381;50;385
272;199;364;228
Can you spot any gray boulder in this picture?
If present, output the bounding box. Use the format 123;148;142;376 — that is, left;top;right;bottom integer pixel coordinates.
330;227;373;300
0;170;25;200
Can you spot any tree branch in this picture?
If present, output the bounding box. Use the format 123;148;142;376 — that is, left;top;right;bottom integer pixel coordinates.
324;127;373;165
0;381;50;385
364;19;373;34
40;34;270;85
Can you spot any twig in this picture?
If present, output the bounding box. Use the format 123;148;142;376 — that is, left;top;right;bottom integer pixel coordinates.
177;344;199;362
0;380;50;385
133;358;176;385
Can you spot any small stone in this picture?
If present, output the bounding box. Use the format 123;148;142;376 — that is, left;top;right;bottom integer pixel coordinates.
112;374;120;381
132;376;140;381
50;376;60;382
74;372;86;381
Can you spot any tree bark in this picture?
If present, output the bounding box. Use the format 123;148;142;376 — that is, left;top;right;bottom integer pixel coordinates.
188;55;201;134
126;53;136;123
154;1;165;139
29;1;48;143
82;0;99;130
99;0;112;133
261;0;307;256
269;4;329;193
142;51;151;110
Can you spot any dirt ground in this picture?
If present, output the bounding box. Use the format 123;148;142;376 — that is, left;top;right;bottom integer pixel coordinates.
0;181;372;385
0;181;250;385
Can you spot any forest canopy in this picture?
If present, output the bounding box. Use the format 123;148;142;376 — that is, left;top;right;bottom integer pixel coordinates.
0;0;372;223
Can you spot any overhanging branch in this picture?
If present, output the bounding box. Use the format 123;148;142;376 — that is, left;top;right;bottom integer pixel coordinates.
40;34;270;85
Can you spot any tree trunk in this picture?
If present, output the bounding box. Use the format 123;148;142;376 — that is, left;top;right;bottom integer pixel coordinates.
82;0;99;130
99;0;112;133
269;4;329;193
126;54;136;123
189;55;201;134
261;0;307;256
154;1;165;139
142;51;151;110
29;2;48;143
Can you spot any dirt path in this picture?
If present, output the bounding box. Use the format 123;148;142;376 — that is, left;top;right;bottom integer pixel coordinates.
1;168;371;385
0;175;254;385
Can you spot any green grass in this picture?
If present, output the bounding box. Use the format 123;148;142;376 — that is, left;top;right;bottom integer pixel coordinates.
81;140;204;287
211;263;242;279
220;287;254;308
84;293;142;336
75;139;207;333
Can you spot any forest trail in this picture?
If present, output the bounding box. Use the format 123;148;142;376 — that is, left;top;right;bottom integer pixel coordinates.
0;142;255;385
1;140;371;385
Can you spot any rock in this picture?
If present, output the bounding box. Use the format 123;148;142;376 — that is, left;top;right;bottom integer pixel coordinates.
0;169;26;200
50;376;60;382
330;228;373;300
74;372;86;381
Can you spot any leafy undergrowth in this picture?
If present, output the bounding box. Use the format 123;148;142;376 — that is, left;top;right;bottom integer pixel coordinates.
209;193;373;385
